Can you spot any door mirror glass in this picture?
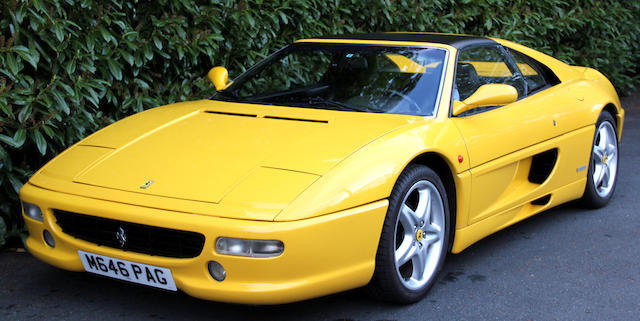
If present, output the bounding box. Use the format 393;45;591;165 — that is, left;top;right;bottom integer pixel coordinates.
452;84;517;116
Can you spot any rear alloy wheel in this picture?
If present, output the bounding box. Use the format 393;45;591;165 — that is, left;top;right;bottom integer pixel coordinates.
368;165;449;303
581;111;619;208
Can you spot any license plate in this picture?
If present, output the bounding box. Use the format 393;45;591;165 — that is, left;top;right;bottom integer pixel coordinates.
78;251;177;291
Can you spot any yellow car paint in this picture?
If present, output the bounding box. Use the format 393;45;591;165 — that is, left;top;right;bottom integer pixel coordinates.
451;83;518;116
21;33;624;304
21;182;387;304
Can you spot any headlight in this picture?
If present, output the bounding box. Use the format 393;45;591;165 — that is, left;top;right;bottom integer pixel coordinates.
22;201;44;222
215;237;284;257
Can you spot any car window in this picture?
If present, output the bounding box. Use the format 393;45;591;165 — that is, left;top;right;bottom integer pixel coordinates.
237;51;332;98
507;49;552;95
453;45;525;103
220;44;447;116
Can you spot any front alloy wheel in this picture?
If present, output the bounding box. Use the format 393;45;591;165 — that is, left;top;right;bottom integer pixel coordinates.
394;180;445;290
368;164;450;303
581;111;619;208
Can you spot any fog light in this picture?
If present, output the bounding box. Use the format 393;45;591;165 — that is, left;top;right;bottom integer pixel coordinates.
43;230;55;248
215;237;284;257
22;201;43;222
208;261;226;281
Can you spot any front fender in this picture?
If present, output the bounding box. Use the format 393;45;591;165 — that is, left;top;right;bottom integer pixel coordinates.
275;119;468;221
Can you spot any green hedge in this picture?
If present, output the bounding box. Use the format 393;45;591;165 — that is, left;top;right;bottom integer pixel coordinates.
1;0;639;245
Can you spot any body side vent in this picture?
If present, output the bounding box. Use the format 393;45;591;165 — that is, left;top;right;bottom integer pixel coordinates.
531;194;551;206
528;149;558;184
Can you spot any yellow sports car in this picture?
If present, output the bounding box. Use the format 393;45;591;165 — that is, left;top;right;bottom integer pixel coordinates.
20;33;624;304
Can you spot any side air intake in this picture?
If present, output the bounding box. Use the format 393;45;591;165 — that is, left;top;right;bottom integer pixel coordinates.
528;149;558;184
531;194;551;206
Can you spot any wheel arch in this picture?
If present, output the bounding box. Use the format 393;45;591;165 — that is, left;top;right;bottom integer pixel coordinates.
599;102;625;141
407;152;457;252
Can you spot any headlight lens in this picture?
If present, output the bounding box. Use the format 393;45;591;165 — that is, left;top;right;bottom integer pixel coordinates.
215;237;284;257
22;201;43;222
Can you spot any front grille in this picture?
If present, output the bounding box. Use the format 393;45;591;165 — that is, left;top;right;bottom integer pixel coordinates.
54;210;205;258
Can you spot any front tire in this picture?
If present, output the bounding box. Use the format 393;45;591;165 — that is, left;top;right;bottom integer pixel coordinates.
581;111;619;208
367;164;450;303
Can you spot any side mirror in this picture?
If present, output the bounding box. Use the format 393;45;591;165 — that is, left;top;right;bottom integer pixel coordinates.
208;66;231;91
452;84;518;116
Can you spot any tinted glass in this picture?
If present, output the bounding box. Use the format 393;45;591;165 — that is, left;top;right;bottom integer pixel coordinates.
215;44;447;116
508;49;549;94
454;46;525;101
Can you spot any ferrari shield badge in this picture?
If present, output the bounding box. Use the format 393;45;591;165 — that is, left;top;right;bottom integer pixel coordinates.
140;180;154;189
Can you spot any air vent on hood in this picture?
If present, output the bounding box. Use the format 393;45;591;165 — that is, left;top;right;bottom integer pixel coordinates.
205;111;257;117
263;116;328;123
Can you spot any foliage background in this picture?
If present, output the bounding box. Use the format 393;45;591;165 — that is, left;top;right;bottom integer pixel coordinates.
1;0;639;245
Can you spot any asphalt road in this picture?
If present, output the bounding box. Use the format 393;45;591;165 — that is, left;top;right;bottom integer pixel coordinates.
2;95;639;321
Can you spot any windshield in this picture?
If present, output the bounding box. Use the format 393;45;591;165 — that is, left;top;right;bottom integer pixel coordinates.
214;43;447;116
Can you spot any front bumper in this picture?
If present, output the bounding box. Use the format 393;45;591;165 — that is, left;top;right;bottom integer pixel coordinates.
20;183;387;304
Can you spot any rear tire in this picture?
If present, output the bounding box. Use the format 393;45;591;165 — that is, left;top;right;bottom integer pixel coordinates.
367;164;450;303
581;111;619;208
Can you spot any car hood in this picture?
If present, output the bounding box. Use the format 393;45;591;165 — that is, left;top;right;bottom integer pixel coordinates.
31;100;420;220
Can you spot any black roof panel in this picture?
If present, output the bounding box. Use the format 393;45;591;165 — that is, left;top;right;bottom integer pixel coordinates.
311;33;496;49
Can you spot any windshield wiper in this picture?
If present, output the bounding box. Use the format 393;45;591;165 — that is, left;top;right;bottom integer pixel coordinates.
212;90;241;102
302;96;368;112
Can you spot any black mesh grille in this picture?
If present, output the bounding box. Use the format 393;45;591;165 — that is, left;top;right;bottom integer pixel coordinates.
54;210;205;258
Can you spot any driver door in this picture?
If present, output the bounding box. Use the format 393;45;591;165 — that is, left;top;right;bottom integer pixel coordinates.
451;45;564;225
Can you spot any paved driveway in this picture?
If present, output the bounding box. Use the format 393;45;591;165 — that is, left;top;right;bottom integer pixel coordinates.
2;95;638;321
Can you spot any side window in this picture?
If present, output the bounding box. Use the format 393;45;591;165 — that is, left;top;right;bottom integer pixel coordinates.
454;46;525;102
507;48;556;95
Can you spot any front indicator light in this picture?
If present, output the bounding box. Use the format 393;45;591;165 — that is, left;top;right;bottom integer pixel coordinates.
22;201;44;222
207;261;226;281
43;230;55;248
215;237;284;257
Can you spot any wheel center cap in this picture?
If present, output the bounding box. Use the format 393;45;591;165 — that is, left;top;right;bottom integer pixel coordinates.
603;154;607;164
416;229;424;242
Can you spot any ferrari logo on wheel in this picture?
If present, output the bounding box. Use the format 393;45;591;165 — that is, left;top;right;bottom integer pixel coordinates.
416;229;424;242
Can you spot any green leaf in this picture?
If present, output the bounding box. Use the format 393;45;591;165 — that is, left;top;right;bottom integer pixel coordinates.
65;59;76;75
6;53;19;75
16;49;40;69
153;36;163;50
13;128;27;148
100;27;112;43
143;44;153;60
53;23;64;42
0;100;12;118
32;129;47;155
278;11;288;24
133;79;150;90
120;49;134;66
51;90;70;114
7;173;23;194
41;125;56;138
0;135;18;148
484;18;492;30
0;144;7;161
58;82;75;96
107;59;123;81
122;31;138;39
9;45;29;54
17;105;32;123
